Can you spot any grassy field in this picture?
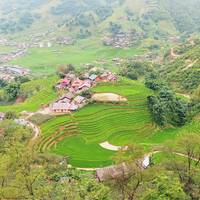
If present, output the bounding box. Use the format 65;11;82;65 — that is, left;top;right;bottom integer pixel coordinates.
10;39;145;74
0;76;57;113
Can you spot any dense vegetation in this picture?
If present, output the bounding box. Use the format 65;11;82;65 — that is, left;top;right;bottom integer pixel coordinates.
161;41;200;92
1;0;200;43
0;77;57;112
0;13;37;34
147;86;188;127
119;61;153;80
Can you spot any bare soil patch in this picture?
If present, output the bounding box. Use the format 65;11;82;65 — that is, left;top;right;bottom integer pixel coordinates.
99;141;128;151
92;93;127;103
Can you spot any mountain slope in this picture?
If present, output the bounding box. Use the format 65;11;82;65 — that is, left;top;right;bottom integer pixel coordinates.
0;0;200;44
160;40;200;92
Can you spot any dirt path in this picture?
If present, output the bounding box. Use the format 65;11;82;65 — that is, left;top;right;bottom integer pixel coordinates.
170;48;180;58
182;59;198;71
28;121;40;142
77;151;199;171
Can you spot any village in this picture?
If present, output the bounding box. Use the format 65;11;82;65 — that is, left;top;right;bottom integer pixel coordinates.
50;69;117;114
0;33;76;81
102;30;144;48
0;64;30;81
0;33;75;63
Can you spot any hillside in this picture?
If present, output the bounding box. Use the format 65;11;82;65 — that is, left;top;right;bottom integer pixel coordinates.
37;79;154;167
1;0;200;47
1;1;200;199
160;40;200;93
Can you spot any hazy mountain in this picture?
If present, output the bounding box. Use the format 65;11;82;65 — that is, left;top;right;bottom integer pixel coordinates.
0;0;200;42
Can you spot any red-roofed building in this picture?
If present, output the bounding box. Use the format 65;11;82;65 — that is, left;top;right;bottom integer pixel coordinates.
60;79;71;87
56;78;71;90
72;78;84;89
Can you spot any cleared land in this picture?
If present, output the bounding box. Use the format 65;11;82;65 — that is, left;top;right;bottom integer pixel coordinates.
92;93;127;102
99;141;128;151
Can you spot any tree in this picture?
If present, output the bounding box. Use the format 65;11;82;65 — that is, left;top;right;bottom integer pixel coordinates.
5;83;20;101
0;121;111;200
107;145;157;200
147;96;166;126
57;64;76;78
141;174;189;200
15;76;30;84
193;85;200;102
165;134;200;199
119;61;153;80
5;111;18;120
0;79;7;88
147;85;188;127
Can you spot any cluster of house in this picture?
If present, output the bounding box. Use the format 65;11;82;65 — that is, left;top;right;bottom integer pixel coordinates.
0;49;27;63
0;65;30;81
51;70;117;114
0;32;76;64
168;36;181;44
51;93;87;113
103;34;132;48
0;37;8;45
57;37;75;46
0;37;29;64
38;42;52;48
28;35;75;49
102;31;144;48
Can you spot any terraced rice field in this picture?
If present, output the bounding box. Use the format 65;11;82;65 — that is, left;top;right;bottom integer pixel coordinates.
37;80;153;167
37;79;200;168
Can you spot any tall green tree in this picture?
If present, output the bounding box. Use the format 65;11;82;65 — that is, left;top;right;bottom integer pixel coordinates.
141;174;189;200
165;134;200;199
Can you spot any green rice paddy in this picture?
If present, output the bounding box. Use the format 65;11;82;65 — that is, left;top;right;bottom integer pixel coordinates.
10;39;145;74
37;79;200;168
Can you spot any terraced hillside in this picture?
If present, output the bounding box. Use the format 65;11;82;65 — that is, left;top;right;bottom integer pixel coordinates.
37;79;200;168
161;42;200;92
37;79;154;167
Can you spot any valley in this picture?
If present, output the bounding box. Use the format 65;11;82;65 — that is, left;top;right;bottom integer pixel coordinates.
0;0;200;199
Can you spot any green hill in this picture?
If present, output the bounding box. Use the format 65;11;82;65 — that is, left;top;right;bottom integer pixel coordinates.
1;0;200;45
160;40;200;93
